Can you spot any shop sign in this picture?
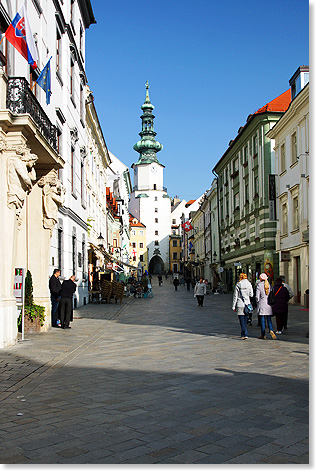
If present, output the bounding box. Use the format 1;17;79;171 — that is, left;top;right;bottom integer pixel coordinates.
281;251;290;262
14;268;25;304
234;262;241;267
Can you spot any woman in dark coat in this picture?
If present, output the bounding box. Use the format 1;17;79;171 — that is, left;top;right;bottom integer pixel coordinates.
272;277;290;334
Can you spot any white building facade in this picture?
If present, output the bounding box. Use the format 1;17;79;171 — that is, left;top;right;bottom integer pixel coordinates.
0;0;95;347
267;67;309;305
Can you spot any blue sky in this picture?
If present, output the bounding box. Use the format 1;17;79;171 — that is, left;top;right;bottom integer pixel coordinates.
85;0;309;201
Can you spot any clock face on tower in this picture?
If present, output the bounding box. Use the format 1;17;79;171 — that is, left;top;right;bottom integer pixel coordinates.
151;165;157;173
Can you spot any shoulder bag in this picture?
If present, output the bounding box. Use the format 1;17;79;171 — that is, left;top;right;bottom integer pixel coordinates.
238;286;253;316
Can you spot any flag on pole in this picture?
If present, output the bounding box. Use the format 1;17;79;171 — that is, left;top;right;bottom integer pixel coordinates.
4;3;38;69
36;57;52;104
182;221;193;232
188;241;193;252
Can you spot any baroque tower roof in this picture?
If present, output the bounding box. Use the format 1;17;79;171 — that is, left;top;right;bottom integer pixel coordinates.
133;81;163;165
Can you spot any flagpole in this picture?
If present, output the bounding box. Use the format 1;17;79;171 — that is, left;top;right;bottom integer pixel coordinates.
0;36;5;47
30;82;36;91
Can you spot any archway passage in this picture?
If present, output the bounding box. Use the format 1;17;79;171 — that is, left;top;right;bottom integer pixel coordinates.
149;255;164;274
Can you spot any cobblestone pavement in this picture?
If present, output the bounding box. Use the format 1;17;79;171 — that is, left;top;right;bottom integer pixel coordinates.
0;277;309;463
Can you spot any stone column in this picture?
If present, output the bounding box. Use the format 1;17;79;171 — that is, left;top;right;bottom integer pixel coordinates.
0;137;38;347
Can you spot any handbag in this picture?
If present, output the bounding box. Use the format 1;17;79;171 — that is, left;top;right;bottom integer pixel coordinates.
237;286;253;316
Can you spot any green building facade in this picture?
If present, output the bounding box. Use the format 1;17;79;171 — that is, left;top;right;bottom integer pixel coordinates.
213;90;290;289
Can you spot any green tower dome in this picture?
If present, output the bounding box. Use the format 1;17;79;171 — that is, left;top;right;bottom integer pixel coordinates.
133;81;163;165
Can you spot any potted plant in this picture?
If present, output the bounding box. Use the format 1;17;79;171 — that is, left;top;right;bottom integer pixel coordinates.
19;270;45;333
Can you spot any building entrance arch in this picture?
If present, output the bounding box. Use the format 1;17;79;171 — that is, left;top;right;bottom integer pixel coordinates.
149;255;164;274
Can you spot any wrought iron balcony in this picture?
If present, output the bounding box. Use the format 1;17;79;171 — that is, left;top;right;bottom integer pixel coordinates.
6;77;57;151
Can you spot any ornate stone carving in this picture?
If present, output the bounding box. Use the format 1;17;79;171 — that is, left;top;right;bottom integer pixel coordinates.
38;169;66;233
7;145;38;223
70;127;79;145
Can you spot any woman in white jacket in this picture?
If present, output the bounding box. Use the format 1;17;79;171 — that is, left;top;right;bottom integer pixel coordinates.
232;273;253;339
194;278;207;307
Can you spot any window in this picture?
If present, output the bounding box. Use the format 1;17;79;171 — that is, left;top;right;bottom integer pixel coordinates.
131;230;136;236
280;144;286;173
70;57;75;102
173;240;177;247
155;240;159;246
139;255;144;262
81;160;84;205
70;0;75;27
226;199;229;217
282;202;288;234
79;22;83;54
254;176;259;196
173;252;178;260
82;239;85;275
58;227;63;271
133;256;136;262
172;219;176;224
139;243;144;248
155;208;158;213
139;230;144;236
291;132;298;164
0;18;8;72
245;183;249;202
234;192;239;210
72;234;76;275
244;145;248;162
233;158;239;172
253;135;258;155
80;83;84;122
155;218;158;223
56;28;62;80
292;196;299;230
155;230;158;235
132;242;136;248
153;184;157;190
71;146;75;194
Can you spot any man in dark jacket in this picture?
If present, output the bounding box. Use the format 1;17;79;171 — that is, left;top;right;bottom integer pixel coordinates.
272;277;290;334
49;269;62;327
59;275;77;329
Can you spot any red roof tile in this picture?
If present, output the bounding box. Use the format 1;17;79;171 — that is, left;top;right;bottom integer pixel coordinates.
254;89;291;115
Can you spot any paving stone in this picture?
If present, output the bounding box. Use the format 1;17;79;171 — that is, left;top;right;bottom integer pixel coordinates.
0;280;308;464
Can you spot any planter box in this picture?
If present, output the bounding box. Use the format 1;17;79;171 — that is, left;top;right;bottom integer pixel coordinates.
24;315;42;334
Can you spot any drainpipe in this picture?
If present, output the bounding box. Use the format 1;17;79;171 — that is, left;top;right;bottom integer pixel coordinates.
212;169;221;265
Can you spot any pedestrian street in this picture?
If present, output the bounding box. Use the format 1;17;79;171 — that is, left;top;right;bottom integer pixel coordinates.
0;277;309;464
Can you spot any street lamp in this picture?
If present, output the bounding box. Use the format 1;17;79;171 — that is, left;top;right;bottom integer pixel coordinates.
97;233;104;249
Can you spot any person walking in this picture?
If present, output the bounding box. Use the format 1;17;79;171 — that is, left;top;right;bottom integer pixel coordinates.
173;277;179;291
49;269;62;327
272;277;290;334
158;274;163;286
232;273;253;340
186;277;191;291
59;275;76;329
194;278;207;307
256;273;277;340
280;275;293;329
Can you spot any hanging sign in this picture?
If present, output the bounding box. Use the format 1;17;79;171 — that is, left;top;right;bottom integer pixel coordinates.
106;262;113;270
269;174;276;221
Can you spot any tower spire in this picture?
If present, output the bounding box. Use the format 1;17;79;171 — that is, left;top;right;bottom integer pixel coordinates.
133;82;163;165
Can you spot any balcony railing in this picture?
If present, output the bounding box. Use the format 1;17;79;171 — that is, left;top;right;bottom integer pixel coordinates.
6;77;57;151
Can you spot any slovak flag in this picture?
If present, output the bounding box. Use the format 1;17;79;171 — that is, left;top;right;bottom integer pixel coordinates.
4;3;38;69
182;221;193;232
